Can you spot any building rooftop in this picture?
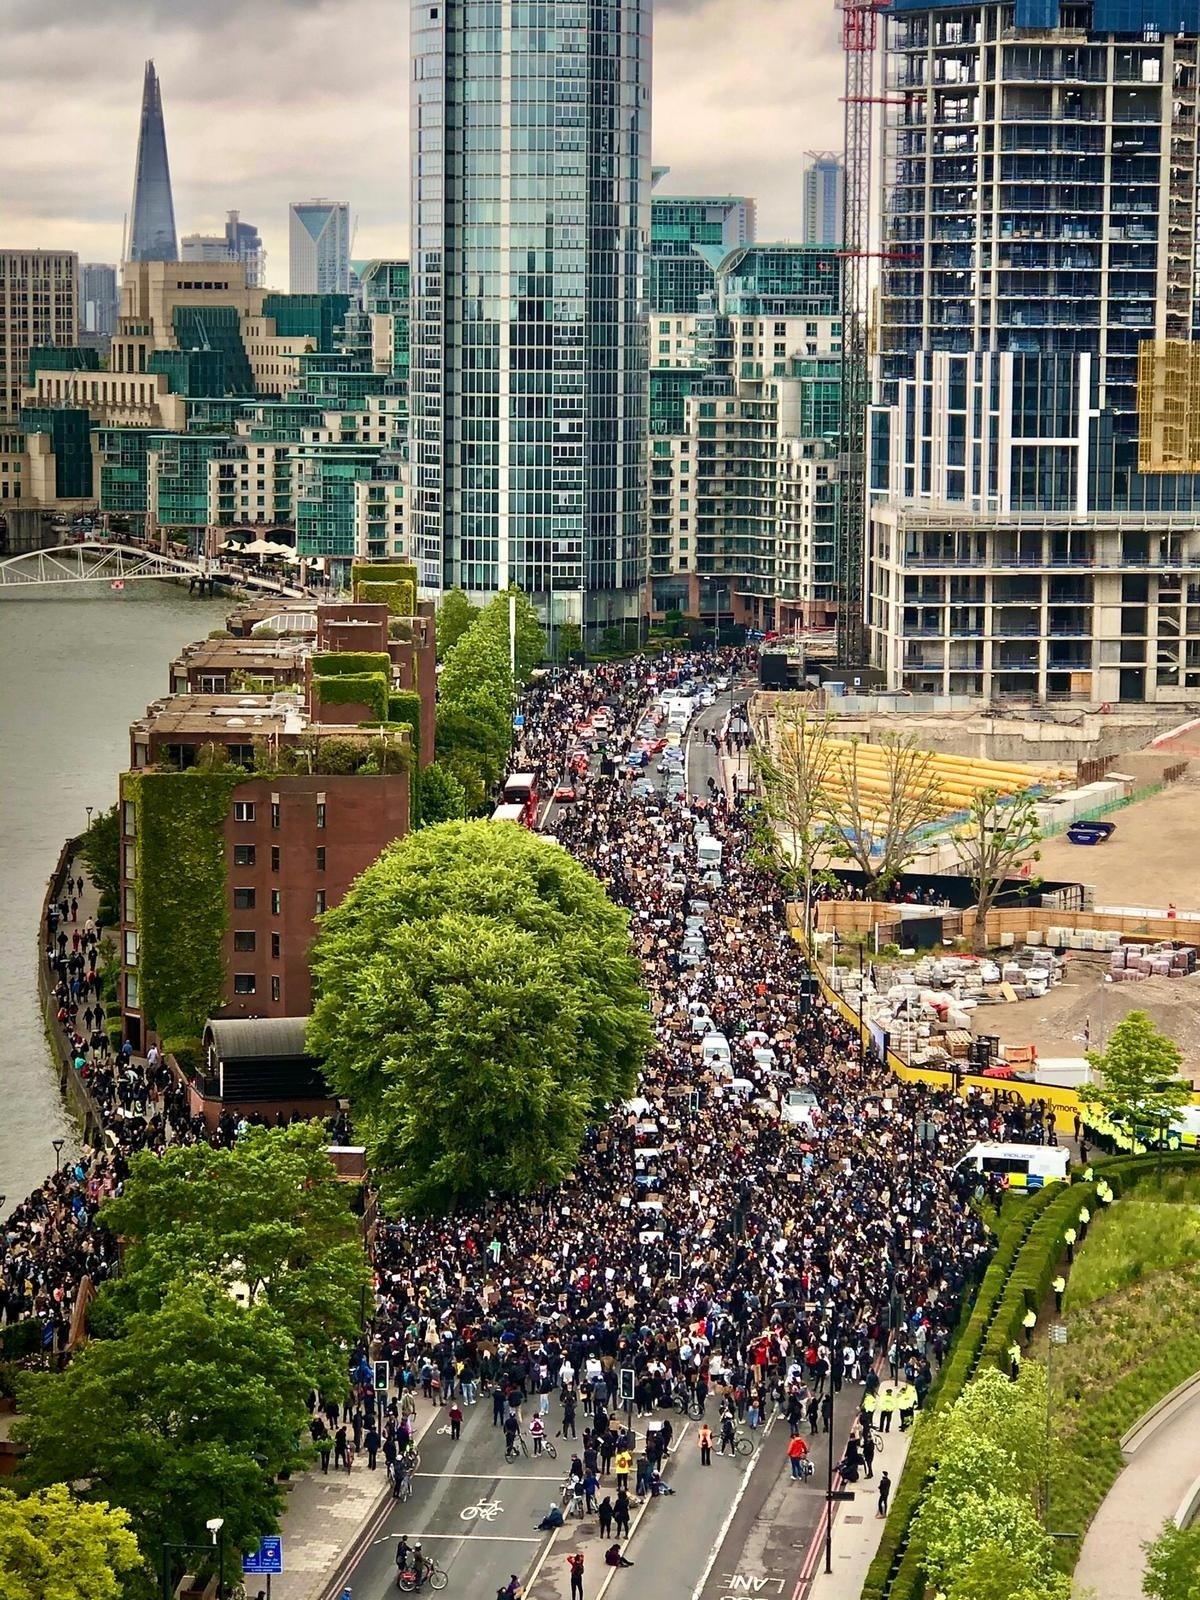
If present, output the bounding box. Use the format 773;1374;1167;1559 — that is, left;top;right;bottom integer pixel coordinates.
174;638;308;675
131;692;303;741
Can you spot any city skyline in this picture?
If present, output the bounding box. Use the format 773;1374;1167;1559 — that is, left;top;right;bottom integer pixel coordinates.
0;0;843;277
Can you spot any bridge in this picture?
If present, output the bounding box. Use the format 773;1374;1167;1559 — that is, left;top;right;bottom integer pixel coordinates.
0;542;316;600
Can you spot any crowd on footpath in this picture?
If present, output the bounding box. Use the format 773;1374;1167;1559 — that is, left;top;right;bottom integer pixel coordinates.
363;647;1055;1558
0;870;353;1350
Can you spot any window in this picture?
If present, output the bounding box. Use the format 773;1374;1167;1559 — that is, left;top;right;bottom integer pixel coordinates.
271;931;281;959
271;976;281;1003
233;974;256;995
233;931;256;953
271;890;282;915
271;845;280;872
316;798;326;828
233;887;255;910
271;801;281;829
315;890;327;915
123;931;138;966
125;972;139;1009
233;844;256;867
122;800;136;836
316;846;326;872
233;802;256;823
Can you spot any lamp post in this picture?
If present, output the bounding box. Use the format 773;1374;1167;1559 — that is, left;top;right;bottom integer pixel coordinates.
51;1138;65;1174
824;1377;836;1574
1046;1323;1068;1528
84;804;93;833
206;1518;226;1600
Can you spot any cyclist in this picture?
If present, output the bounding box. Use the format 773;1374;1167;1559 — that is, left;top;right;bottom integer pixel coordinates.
529;1414;546;1456
411;1542;428;1593
503;1410;521;1456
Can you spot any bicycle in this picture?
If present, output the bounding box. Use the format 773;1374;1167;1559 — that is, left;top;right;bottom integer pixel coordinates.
504;1432;528;1462
672;1393;704;1420
733;1429;755;1457
396;1557;447;1592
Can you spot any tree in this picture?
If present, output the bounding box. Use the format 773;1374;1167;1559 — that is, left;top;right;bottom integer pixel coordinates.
78;806;119;910
473;589;546;681
943;1543;1072;1600
435;588;480;659
415;760;467;827
94;1123;367;1395
16;1281;311;1570
0;1483;143;1600
952;788;1042;953
557;621;583;663
307;822;651;1213
828;733;945;895
751;707;840;943
1143;1521;1200;1600
1083;1011;1192;1149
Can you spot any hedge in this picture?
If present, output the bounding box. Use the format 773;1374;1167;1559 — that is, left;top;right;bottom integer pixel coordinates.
130;770;241;1040
388;690;422;756
865;1152;1199;1600
311;651;391;678
357;579;416;616
312;671;390;724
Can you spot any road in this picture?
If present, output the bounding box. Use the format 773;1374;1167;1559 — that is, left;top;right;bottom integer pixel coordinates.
341;671;876;1600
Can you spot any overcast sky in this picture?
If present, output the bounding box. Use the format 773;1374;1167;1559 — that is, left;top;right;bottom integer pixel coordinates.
0;0;844;282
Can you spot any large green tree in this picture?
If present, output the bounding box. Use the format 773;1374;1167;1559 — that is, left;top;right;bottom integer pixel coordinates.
1084;1010;1192;1146
415;760;468;828
94;1123;366;1394
78;805;119;910
435;588;480;659
1143;1521;1200;1600
0;1484;143;1600
16;1281;311;1569
308;822;650;1212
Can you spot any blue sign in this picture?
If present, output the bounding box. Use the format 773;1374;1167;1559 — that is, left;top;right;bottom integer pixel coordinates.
513;714;525;730
243;1538;283;1576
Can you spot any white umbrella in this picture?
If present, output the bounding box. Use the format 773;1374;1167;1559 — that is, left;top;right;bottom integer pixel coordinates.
242;537;277;555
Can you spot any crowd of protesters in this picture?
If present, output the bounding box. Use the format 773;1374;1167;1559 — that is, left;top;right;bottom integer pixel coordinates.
364;649;1040;1493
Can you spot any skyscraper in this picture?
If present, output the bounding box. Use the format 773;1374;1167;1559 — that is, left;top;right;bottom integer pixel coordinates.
0;252;78;422
128;61;178;263
410;0;652;632
869;0;1200;706
80;263;119;340
801;153;844;249
181;213;266;286
289;200;350;294
650;181;757;316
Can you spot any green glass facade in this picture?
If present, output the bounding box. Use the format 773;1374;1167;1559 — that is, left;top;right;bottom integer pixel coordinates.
650;368;704;437
296;448;373;558
149;348;226;398
717;246;842;320
25;346;100;386
97;428;156;523
650;196;754;316
153;434;231;532
262;292;351;352
171;306;255;394
21;407;93;498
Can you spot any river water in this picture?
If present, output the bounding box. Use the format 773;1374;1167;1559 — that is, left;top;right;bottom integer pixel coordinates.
0;585;226;1212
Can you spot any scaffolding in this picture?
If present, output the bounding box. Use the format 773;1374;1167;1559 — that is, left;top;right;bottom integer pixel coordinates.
1138;340;1200;473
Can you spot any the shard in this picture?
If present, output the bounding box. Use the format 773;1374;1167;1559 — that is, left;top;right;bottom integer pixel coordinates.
128;61;178;262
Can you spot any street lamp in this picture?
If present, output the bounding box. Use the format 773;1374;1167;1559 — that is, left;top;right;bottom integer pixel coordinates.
84;804;93;833
51;1138;65;1174
206;1518;226;1600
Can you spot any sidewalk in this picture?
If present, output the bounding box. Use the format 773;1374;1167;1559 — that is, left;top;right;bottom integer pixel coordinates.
1074;1373;1200;1600
802;1428;913;1600
272;1400;446;1600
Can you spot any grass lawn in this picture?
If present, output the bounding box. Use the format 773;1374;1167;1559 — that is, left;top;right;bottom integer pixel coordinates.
1044;1175;1200;1568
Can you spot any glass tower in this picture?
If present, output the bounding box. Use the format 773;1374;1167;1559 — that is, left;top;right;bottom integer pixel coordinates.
410;0;652;629
128;61;178;264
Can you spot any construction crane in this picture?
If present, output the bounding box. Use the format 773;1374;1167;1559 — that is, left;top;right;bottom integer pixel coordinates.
836;0;891;670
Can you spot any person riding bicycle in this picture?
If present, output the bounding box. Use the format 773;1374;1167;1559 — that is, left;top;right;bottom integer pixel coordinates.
529;1414;546;1455
411;1542;429;1592
503;1410;521;1454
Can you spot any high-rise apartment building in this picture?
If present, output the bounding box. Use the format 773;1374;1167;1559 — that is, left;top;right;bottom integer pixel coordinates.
128;61;178;263
289;200;350;294
650;181;756;316
869;0;1200;705
0;251;78;422
801;153;844;249
410;0;652;632
80;264;119;340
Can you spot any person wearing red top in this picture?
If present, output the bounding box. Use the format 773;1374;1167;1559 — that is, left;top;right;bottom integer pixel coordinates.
788;1435;810;1479
567;1551;585;1600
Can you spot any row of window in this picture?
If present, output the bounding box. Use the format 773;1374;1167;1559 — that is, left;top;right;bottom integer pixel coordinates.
234;974;282;1000
233;886;328;913
233;800;327;828
233;845;325;871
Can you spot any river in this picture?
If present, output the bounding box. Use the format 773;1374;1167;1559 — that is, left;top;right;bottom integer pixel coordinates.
0;584;226;1212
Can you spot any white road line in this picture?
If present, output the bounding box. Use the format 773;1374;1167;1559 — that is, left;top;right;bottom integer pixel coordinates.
593;1420;692;1600
412;1472;562;1481
372;1532;543;1544
688;1415;779;1600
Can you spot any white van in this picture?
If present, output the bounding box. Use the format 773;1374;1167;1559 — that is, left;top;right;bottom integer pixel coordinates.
701;1032;731;1068
953;1142;1069;1191
697;836;723;869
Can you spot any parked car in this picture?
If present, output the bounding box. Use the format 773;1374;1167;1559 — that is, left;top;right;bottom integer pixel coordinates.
781;1087;821;1129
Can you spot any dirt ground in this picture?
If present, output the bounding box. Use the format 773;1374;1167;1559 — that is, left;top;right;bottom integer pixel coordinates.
974;954;1200;1079
1034;774;1200;914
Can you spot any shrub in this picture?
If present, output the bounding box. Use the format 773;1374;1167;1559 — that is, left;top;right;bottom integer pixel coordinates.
312;672;390;723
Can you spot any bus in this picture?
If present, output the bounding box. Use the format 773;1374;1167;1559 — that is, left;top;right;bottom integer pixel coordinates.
502;772;539;826
490;803;527;825
953;1142;1070;1191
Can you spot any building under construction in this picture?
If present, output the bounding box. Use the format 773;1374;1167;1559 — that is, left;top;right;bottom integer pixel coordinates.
866;0;1200;706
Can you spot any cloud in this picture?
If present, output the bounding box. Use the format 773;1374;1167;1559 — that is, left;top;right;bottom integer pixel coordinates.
0;0;842;272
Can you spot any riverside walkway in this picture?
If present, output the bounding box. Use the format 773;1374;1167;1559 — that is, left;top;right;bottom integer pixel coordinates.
1074;1373;1200;1599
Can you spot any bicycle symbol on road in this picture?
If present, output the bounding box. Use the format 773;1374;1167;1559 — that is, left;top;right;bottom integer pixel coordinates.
461;1499;503;1523
435;1424;452;1435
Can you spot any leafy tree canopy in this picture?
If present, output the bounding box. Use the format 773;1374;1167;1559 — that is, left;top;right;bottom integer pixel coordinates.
78;806;119;907
435;588;480;659
0;1484;143;1600
416;760;468;827
1084;1010;1192;1137
1143;1520;1200;1600
95;1123;366;1395
308;822;650;1212
16;1281;311;1566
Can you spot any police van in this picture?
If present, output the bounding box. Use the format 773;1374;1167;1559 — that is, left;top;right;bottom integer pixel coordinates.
953;1142;1070;1190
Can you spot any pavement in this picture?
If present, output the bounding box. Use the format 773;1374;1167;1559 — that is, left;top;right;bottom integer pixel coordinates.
1074;1373;1200;1600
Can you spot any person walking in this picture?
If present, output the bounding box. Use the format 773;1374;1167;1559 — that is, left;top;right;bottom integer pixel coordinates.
613;1489;632;1539
449;1400;464;1441
365;1424;380;1470
861;1428;876;1481
567;1552;585;1600
698;1422;713;1466
877;1471;892;1519
597;1495;614;1538
788;1435;809;1480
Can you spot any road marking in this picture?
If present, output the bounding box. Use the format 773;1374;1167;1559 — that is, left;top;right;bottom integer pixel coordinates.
372;1532;542;1545
461;1498;503;1522
688;1415;778;1600
413;1472;558;1481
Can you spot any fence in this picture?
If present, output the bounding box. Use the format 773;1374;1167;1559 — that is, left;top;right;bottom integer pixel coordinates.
36;835;104;1146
